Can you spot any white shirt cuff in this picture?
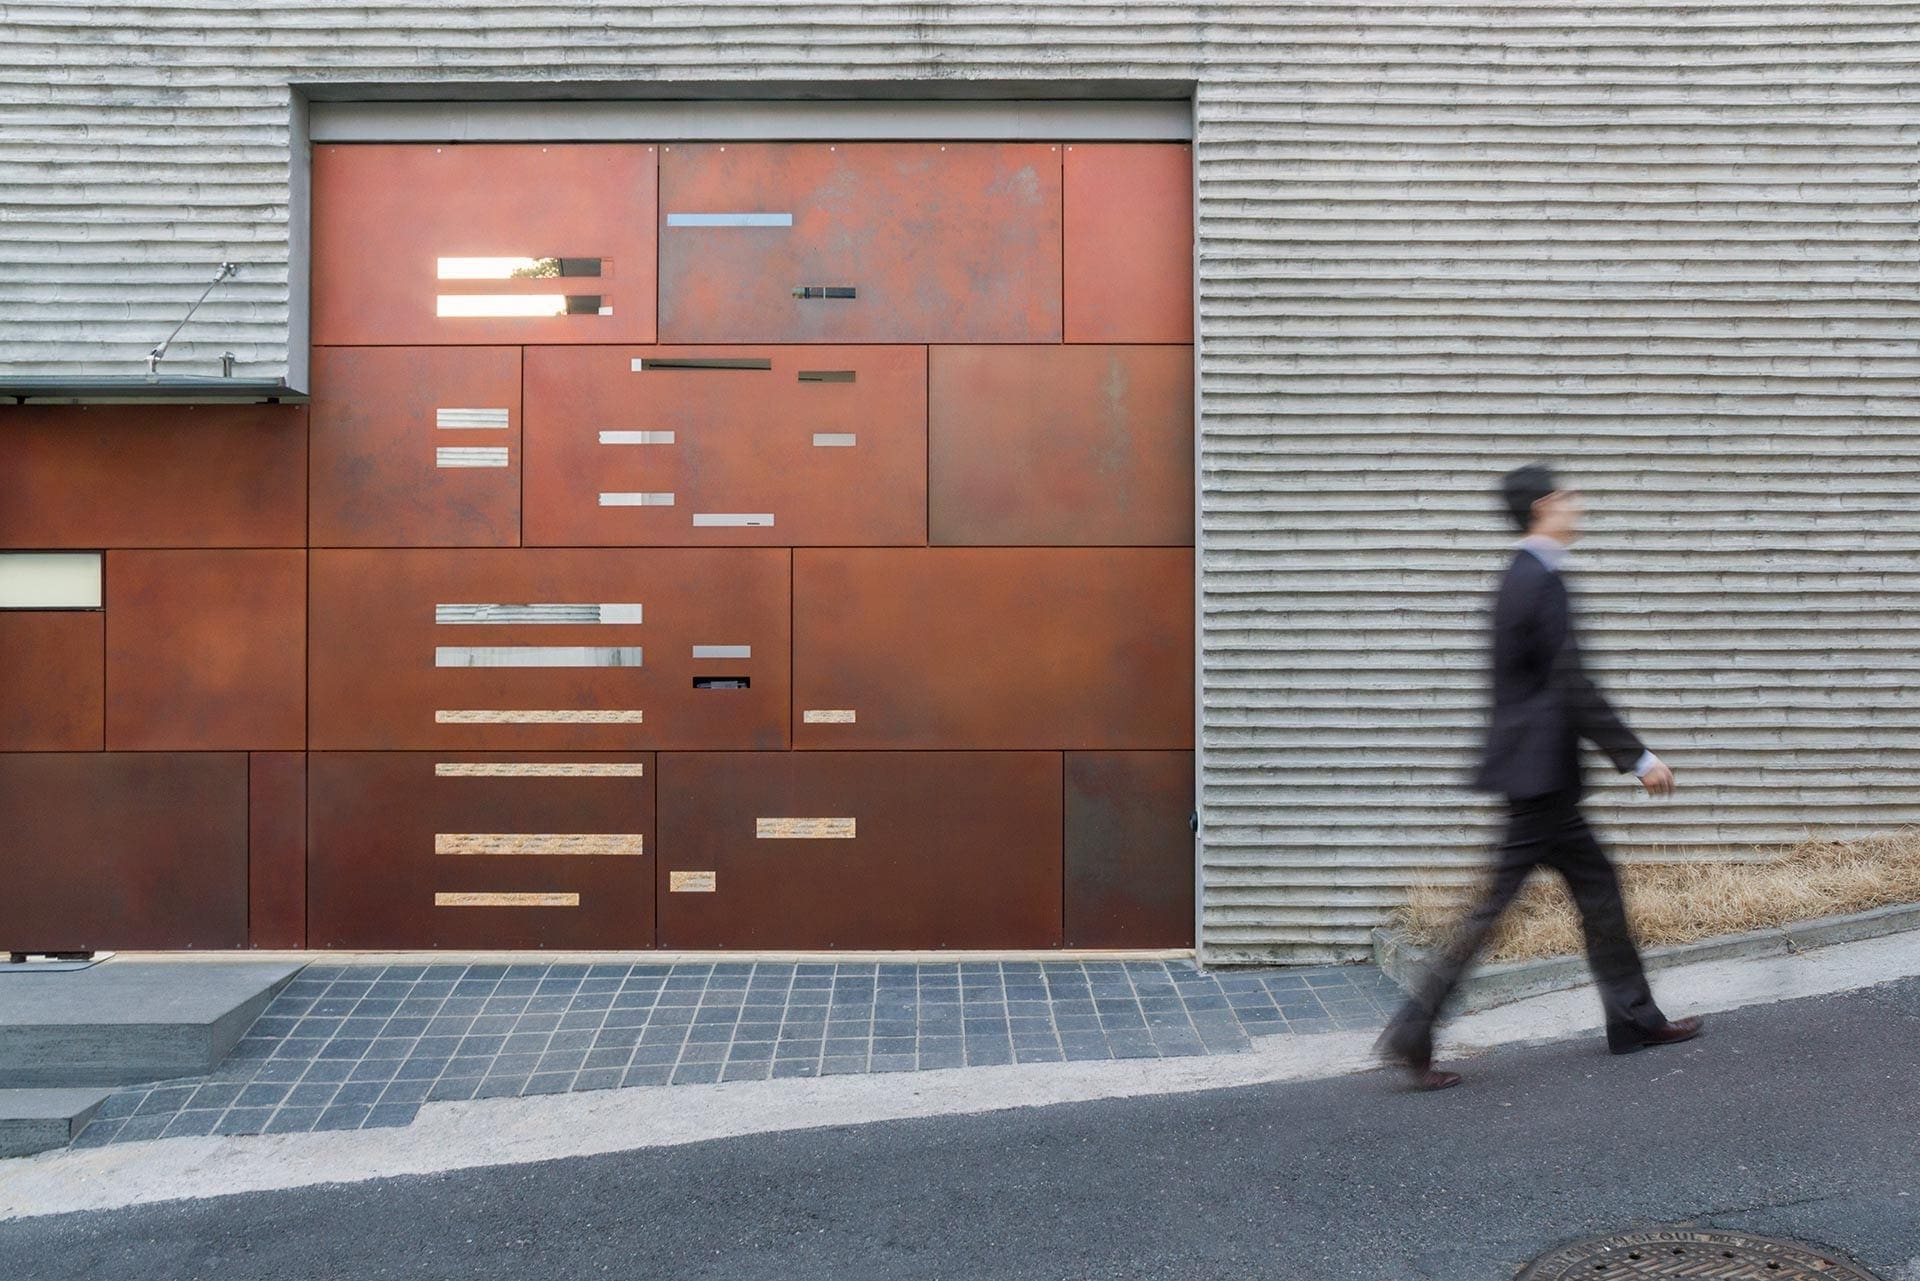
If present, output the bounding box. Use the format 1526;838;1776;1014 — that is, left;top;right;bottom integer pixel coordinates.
1631;751;1658;778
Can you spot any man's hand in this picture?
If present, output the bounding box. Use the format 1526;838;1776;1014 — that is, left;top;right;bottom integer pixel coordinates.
1640;758;1675;798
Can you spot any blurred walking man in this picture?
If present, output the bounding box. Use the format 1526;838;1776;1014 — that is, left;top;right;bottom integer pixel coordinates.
1377;464;1702;1090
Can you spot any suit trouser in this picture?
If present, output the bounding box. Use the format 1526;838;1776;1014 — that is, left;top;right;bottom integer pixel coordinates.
1388;789;1665;1057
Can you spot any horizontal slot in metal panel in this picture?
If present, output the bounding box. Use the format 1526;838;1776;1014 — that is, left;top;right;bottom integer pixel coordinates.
435;709;644;724
755;817;856;840
600;492;676;507
691;645;751;660
434;762;646;777
435;407;510;429
437;295;609;317
434;892;578;908
435;446;510;468
692;513;773;527
632;357;771;372
434;645;643;668
435;603;642;625
811;433;857;448
792;286;856;299
435;833;645;856
666;212;793;227
436;256;601;279
797;370;856;383
598;430;675;445
669;871;716;893
802;709;856;724
0;552;102;610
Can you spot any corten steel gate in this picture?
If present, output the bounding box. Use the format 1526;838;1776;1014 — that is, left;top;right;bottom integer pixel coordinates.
0;139;1195;952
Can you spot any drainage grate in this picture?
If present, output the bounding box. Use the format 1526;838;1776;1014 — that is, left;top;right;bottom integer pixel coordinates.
1518;1228;1882;1280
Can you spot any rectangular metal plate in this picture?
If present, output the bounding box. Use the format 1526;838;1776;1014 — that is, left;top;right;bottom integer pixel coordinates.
658;752;1062;948
659;143;1061;343
312;143;657;345
1064;144;1193;343
794;549;1192;750
0;753;248;950
0;404;305;550
0;612;104;751
310;547;789;750
523;344;927;547
311;347;522;548
308;752;655;948
1065;751;1195;947
248;752;307;948
105;549;306;751
930;346;1193;547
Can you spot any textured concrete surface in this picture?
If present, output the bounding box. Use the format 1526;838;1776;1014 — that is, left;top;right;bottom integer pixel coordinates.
0;960;302;1086
0;974;1912;1280
0;1092;111;1160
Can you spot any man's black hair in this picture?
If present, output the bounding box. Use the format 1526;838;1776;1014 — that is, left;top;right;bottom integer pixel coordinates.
1501;463;1557;532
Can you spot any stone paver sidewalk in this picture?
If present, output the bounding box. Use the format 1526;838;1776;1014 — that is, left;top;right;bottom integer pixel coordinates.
73;960;1397;1147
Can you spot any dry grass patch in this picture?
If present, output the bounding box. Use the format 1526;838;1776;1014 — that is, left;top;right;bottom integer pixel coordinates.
1396;829;1920;964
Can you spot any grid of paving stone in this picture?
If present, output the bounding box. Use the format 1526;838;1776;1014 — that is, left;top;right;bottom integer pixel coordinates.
73;960;1399;1147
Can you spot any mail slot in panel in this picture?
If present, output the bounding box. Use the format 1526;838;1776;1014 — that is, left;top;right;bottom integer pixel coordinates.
0;753;248;951
522;345;927;546
657;751;1062;949
311;143;657;346
658;143;1062;343
310;347;523;547
1066;751;1195;947
1064;144;1193;343
794;548;1192;750
931;345;1193;547
309;547;789;751
308;752;656;949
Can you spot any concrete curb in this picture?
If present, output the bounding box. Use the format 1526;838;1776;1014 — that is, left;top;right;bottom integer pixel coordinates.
1373;900;1920;1013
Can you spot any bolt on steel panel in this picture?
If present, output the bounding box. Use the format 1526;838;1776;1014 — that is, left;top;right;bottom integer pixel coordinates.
0;405;306;549
310;347;523;547
657;751;1062;950
0;753;248;951
523;345;927;547
794;548;1193;751
1065;751;1196;947
311;143;658;346
309;547;789;751
105;549;306;751
1063;144;1193;343
249;752;307;948
659;143;1062;343
930;345;1193;547
0;611;104;751
307;752;655;949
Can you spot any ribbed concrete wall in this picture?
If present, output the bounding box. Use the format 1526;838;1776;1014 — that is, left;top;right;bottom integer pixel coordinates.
3;2;1916;961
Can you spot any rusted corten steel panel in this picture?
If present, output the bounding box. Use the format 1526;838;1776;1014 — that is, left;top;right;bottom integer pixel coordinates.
1063;144;1193;343
311;143;657;346
307;752;656;949
930;345;1193;547
658;143;1062;343
105;550;306;751
657;752;1062;949
0;405;306;549
0;612;103;751
310;346;523;547
523;345;928;547
309;547;789;751
248;752;307;948
1065;751;1195;947
0;753;248;951
793;548;1192;751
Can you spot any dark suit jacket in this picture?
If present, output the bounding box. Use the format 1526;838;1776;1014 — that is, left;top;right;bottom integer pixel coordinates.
1473;549;1645;800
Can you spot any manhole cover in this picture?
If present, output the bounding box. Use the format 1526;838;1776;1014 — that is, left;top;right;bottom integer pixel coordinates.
1518;1227;1882;1280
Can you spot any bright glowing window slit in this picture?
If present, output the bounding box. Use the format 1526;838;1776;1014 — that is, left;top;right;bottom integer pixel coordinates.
436;710;644;724
436;604;642;625
435;833;644;856
435;408;510;429
435;646;643;669
435;763;646;778
599;431;675;445
435;446;509;469
600;492;676;507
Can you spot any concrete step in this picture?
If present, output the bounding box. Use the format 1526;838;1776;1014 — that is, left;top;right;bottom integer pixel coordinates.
0;1088;114;1158
0;959;304;1088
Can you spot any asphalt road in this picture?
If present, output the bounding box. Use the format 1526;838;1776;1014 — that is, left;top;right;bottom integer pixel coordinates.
3;978;1916;1281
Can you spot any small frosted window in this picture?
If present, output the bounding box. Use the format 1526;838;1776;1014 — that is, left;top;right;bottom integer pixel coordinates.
0;553;102;609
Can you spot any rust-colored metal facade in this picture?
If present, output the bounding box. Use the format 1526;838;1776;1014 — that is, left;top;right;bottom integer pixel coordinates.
0;140;1193;952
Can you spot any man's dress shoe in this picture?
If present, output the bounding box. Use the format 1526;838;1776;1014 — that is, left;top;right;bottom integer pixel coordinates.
1607;1015;1704;1055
